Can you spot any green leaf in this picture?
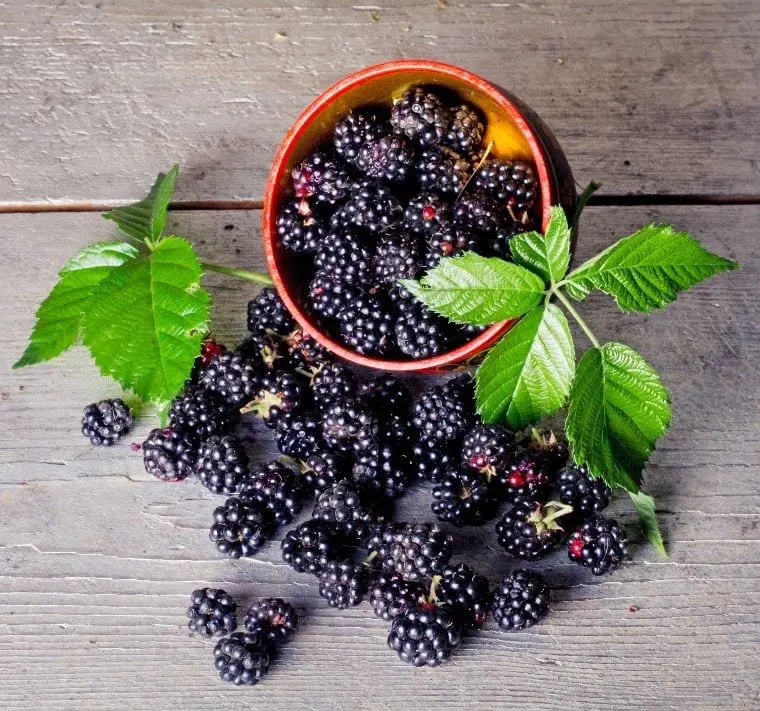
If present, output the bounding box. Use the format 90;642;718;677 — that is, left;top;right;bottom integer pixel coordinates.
511;205;571;284
564;224;738;311
629;490;667;558
476;303;575;428
401;253;545;326
566;342;671;492
13;242;139;368
82;236;210;406
103;165;178;242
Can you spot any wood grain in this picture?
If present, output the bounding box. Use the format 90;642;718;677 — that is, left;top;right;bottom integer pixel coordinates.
1;0;760;205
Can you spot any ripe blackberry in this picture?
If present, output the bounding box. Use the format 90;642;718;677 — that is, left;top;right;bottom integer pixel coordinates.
358;375;412;413
453;192;502;234
369;573;425;621
431;470;499;527
210;497;271;558
311;362;357;411
291;151;353;206
356;134;415;183
213;632;272;686
199;351;258;407
557;465;611;516
318;558;370;609
314;230;372;286
312;480;376;540
321;398;378;453
281;518;343;575
246;287;295;336
390;87;448;147
276;199;326;254
243;370;305;428
412;440;454;483
352;441;412;499
402;191;451;234
284;328;332;372
528;429;570;475
338;294;395;356
196;435;249;495
307;272;360;319
444;104;484;155
568;515;628;576
333;109;386;164
495;500;572;560
244;598;298;646
142;428;197;481
472;158;538;211
435;563;491;630
499;452;553;503
169;388;231;440
372;232;420;287
492;569;549;631
461;423;515;474
274;411;323;459
299;447;348;498
388;603;462;667
336;182;403;234
395;302;450;359
376;410;416;446
424;222;480;268
81;398;133;446
187;587;237;638
412;377;475;447
372;522;453;581
484;211;536;260
416;146;470;195
236;330;288;373
240;460;303;526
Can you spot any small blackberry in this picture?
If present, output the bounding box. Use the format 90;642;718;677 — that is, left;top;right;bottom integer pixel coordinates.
484;212;536;260
499;452;553;503
352;441;412;500
333;110;386;164
492;569;549;631
424;222;480;268
240;460;303;526
495;500;572;560
312;480;376;540
416;145;471;196
395;301;450;359
444;104;484;155
299;447;348;498
274;411;323;459
568;515;628;576
388;603;462;667
243;370;305;428
376;410;416;446
196;435;249;495
336;182;403;234
431;470;499;527
412;377;475;447
307;272;360;319
318;558;370;609
213;632;272;686
276;199;326;254
371;522;453;581
210;497;271;558
169;388;231;440
199;351;258;407
281;518;343;575
142;428;197;481
236;330;288;373
322;398;378;453
412;440;454;483
372;232;420;287
187;587;237;637
244;598;298;645
314;230;372;286
461;423;515;473
390;87;448;147
435;563;491;630
358;375;412;413
472;158;538;211
311;362;358;412
528;429;570;475
402;192;451;234
369;573;425;621
246;287;295;336
356;134;415;183
284;328;332;372
81;398;133;446
557;465;611;516
453;192;502;234
338;294;395;356
291;151;353;206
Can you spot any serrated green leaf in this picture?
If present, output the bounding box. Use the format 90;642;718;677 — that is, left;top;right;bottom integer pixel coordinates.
82;236;210;405
511;205;571;284
476;303;575;428
564;224;738;312
401;253;545;326
13;242;139;368
566;343;671;492
629;490;667;558
103;165;178;242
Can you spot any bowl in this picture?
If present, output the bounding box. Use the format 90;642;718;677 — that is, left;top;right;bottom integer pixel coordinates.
262;59;577;372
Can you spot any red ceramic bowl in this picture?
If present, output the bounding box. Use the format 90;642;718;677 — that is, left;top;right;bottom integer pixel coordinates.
263;59;577;372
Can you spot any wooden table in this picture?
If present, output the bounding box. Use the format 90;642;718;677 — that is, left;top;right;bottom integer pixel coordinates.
1;2;759;709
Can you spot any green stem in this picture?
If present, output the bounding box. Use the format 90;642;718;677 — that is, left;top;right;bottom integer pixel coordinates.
201;262;274;286
570;180;602;229
552;286;601;349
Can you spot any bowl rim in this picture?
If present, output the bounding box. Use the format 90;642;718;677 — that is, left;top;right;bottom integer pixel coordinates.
262;58;558;372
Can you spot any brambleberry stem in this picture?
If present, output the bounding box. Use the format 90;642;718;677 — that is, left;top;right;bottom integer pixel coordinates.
552;286;601;349
202;262;274;286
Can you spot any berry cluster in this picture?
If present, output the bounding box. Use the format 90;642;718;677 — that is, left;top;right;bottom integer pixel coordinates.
276;85;540;359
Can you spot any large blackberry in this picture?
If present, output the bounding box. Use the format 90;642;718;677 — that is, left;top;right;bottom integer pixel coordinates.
528;429;570;475
495;500;572;560
291;151;353;206
472;158;538;211
213;632;272;686
369;573;425;621
461;423;515;474
246;287;295;336
568;515;628;576
336;182;403;234
243;370;305;429
284;328;332;372
187;587;237;637
402;191;451;235
388;603;462;667
322;398;378;453
311;362;358;412
314;230;372;286
412;440;454;483
452;192;502;234
370;522;453;581
81;398;132;446
299;447;348;498
484;211;536;260
435;563;491;630
356;134;415;183
394;299;451;361
318;558;370;609
281;518;343;575
240;460;303;526
169;388;231;440
557;465;611;516
312;480;376;540
274;411;323;459
444;104;484;155
358;375;412;413
372;232;420;287
307;272;360;319
353;441;411;499
236;330;288;373
492;569;549;631
431;470;499;527
276;199;326;255
142;427;197;481
424;222;480;268
338;294;395;356
333;110;386;164
416;146;471;195
199;351;258;407
196;435;249;495
210;497;271;558
499;452;553;504
244;598;298;646
412;377;475;447
390;87;448;147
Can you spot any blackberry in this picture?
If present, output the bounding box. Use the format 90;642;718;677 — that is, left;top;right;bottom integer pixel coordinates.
352;441;412;499
412;377;475;446
199;351;258;407
568;515;628;576
369;573;425;621
307;272;360;319
333;109;386;164
312;480;376;540
240;460;303;526
395;302;450;359
276;199;326;254
412;440;454;483
358;375;412;413
452;192;502;234
435;563;491;630
336;182;403;234
461;423;515;473
528;429;570;475
499;452;553;503
142;428;197;481
372;232;420;287
390;87;448;147
424;222;480;268
246;287;295;336
356;134;415;183
169;388;231;440
431;470;499;527
187;587;237;637
243;370;305;428
402;192;451;235
495;500;572;560
376;410;416;446
281;518;343;575
213;632;271;686
492;569;549;631
484;211;536;260
314;230;372;286
81;398;133;446
472;158;538;211
388;603;462;667
210;497;271;558
196;435;249;495
299;447;348;498
416;145;471;195
322;398;378;453
311;362;357;411
284;328;332;372
338;294;395;356
557;465;611;516
291;151;353;206
373;522;453;581
444;104;484;155
236;330;288;373
318;558;370;609
274;411;323;459
244;598;298;646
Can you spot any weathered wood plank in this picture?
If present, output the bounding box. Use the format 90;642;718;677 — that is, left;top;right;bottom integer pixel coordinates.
1;0;760;204
0;206;758;709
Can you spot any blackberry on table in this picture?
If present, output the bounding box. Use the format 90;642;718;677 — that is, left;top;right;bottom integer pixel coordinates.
388;603;462;667
424;222;480;268
274;410;323;459
240;460;303;526
338;294;395;356
557;465;611;516
284;328;332;372
244;370;305;429
244;597;298;646
412;440;454;483
299;447;348;498
199;351;258;407
169;388;231;440
311;362;358;412
528;429;570;475
390;87;449;147
81;398;133;446
431;470;499;527
499;452;553;504
336;182;403;234
333;110;386;164
291;151;353;206
568;515;628;576
461;422;515;473
236;331;288;373
356;134;415;183
352;441;412;500
196;435;249;496
318;558;371;609
452;192;502;234
371;522;453;581
187;587;237;638
358;375;412;413
495;500;572;560
416;145;470;195
246;287;295;336
435;563;491;630
213;632;272;686
444;104;484;155
376;410;416;447
372;232;421;287
314;230;373;286
472;158;538;211
369;573;425;621
276;199;326;255
142;428;197;481
307;272;360;319
210;497;271;558
412;376;475;447
492;569;549;631
402;191;451;234
281;518;343;575
321;398;378;453
312;480;377;540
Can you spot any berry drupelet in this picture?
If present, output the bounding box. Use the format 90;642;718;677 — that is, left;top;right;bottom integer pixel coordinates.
568;515;628;576
388;603;462;667
461;423;515;474
169;388;231;440
291;151;353;206
495;500;573;560
369;573;425;621
390;87;449;147
281;518;343;575
276;199;326;254
247;288;295;336
199;351;258;407
142;427;197;481
318;558;370;609
358;375;412;413
213;632;272;686
416;145;471;196
435;563;492;630
240;460;303;526
81;398;133;446
492;569;549;631
244;597;298;646
284;328;332;372
557;465;611;516
187;587;237;638
209;497;271;558
196;434;249;495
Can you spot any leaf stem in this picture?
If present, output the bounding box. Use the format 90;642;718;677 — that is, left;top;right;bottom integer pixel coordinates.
552;286;601;349
201;262;274;286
